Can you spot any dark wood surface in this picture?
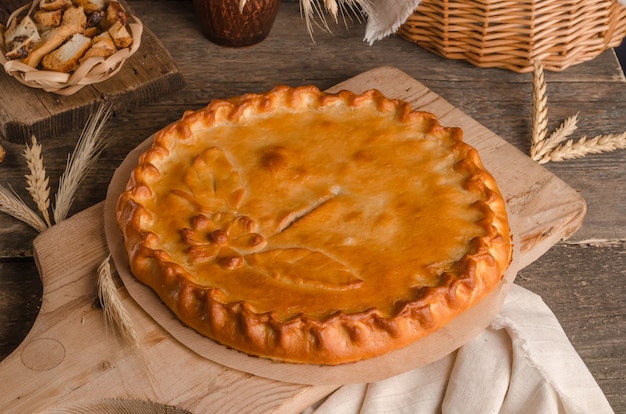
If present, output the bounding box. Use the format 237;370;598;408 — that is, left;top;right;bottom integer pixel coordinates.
0;1;624;411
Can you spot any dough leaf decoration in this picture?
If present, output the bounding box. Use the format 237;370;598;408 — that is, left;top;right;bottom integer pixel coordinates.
246;248;363;291
178;147;359;290
166;190;203;215
183;147;244;211
180;211;361;292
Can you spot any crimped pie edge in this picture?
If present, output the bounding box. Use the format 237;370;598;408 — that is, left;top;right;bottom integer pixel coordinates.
116;85;512;365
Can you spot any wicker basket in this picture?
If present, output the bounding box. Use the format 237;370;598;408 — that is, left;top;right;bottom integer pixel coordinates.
397;0;626;73
0;1;143;95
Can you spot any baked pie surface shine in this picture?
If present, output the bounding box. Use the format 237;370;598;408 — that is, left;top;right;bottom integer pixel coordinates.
116;85;512;365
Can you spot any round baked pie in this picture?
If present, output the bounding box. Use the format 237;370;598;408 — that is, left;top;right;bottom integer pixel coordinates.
116;85;512;365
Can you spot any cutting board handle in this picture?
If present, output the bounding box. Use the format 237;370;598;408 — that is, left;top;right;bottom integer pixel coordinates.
1;203;331;413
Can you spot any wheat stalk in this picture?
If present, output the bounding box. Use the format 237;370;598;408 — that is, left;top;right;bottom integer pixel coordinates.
97;255;141;348
0;185;48;232
531;113;579;162
236;0;366;38
298;0;366;37
301;0;332;35
324;0;339;17
530;59;626;163
23;135;52;227
53;104;111;224
531;59;548;158
537;132;626;164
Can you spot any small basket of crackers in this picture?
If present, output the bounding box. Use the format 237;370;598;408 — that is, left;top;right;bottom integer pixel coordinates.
0;0;142;95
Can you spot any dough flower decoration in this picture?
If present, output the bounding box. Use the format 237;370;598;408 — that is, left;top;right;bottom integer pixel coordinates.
181;212;267;269
175;145;363;290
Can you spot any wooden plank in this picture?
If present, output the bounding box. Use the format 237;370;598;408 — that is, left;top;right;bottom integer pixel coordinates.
0;67;586;412
0;1;185;144
3;203;337;414
0;260;41;358
516;242;626;413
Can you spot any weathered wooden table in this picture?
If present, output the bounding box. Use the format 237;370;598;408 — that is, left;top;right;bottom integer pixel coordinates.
1;1;624;412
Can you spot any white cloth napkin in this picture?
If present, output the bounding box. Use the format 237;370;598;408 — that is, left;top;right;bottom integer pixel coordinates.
306;284;614;414
362;0;626;44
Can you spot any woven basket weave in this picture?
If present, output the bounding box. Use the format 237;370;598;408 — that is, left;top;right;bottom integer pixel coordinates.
397;0;626;73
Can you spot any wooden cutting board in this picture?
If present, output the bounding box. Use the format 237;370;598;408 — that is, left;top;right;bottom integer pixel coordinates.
0;67;586;413
0;1;185;144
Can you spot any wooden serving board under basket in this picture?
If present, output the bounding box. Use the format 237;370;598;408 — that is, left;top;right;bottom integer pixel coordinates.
0;0;185;144
0;67;586;413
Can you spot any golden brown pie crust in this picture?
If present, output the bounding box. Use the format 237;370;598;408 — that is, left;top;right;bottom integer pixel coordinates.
116;85;512;365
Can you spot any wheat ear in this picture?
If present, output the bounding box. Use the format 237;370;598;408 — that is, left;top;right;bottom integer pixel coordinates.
0;185;48;232
531;113;579;162
23;135;52;227
531;59;548;158
537;132;626;164
53;104;112;224
301;0;330;36
97;255;141;348
324;0;339;18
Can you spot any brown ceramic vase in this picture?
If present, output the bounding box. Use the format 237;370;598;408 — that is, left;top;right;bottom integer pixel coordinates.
192;0;280;47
